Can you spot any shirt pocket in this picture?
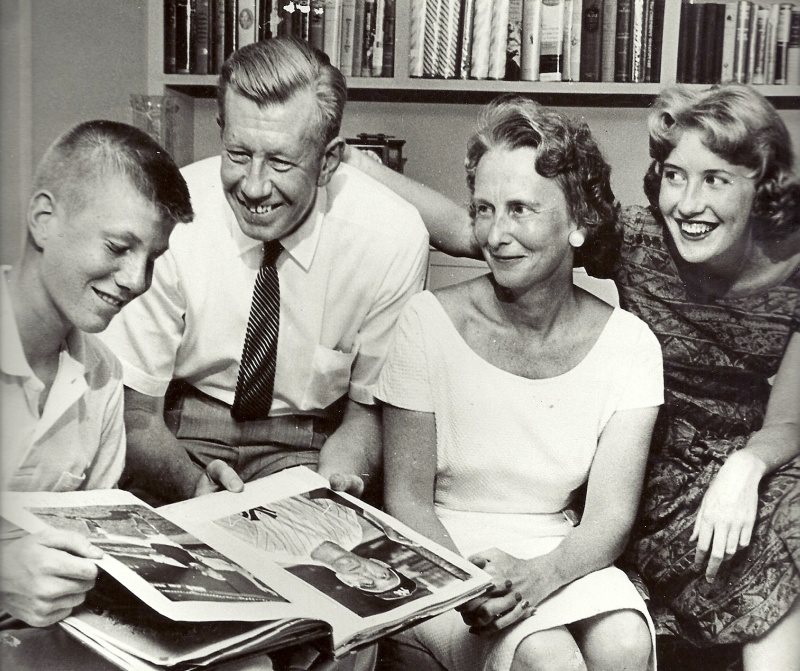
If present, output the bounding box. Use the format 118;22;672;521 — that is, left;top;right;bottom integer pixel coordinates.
301;345;356;410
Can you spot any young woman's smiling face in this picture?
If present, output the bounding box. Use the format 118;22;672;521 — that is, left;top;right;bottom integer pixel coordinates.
658;130;757;274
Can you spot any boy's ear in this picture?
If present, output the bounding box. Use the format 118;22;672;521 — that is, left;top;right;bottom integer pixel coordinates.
28;190;57;250
317;137;344;187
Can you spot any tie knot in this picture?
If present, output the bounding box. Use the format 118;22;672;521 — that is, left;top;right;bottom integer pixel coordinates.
262;240;283;267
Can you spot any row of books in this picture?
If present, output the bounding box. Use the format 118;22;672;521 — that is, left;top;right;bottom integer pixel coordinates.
677;1;800;84
163;0;396;77
410;0;664;83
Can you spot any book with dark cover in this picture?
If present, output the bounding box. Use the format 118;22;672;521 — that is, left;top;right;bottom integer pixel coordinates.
675;0;690;81
707;3;727;83
580;0;604;80
613;0;632;81
310;0;326;51
164;0;178;74
193;0;211;74
175;0;194;74
648;0;664;81
224;0;238;58
382;0;396;76
685;3;706;83
212;0;226;73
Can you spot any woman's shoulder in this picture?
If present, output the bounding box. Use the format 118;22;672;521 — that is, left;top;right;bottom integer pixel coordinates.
619;205;664;240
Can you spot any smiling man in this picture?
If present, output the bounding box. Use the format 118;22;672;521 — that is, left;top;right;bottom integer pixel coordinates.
0;120;193;628
99;38;428;507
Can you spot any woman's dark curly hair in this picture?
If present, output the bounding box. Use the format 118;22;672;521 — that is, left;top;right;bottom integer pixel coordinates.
644;83;800;240
465;95;621;278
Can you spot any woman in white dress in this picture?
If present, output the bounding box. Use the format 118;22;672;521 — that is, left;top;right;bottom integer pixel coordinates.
375;97;663;671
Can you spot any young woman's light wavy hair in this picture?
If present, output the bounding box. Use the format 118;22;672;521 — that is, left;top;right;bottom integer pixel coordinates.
643;83;800;240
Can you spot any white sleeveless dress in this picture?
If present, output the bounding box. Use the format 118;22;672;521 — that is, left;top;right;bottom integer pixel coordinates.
376;291;663;671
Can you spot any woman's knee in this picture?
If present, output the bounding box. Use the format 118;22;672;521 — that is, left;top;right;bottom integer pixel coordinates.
573;610;652;671
511;629;588;671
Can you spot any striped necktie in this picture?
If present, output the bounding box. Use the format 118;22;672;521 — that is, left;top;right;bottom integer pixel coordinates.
231;240;283;422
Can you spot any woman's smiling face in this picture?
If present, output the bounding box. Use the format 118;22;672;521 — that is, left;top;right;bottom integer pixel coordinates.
658;130;757;273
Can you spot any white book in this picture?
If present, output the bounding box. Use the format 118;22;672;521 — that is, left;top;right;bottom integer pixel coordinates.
521;0;544;80
540;0;566;80
408;0;428;76
750;6;769;83
720;2;738;82
775;2;794;84
489;0;512;79
470;0;494;78
566;0;582;80
764;3;780;84
371;0;386;75
339;0;358;75
324;0;343;68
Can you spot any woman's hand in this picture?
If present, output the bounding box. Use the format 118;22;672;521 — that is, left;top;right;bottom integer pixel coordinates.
457;548;550;635
691;450;767;582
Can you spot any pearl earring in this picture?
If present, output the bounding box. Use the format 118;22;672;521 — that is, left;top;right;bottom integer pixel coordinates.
568;230;586;248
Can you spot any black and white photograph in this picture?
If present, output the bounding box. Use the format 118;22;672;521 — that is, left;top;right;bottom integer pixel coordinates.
1;1;798;670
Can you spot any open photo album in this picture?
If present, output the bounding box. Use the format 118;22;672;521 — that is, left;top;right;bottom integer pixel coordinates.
2;467;491;670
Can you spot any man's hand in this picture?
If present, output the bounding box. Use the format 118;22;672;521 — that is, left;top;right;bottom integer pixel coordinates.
691;450;766;582
0;529;103;627
327;473;365;498
193;459;245;498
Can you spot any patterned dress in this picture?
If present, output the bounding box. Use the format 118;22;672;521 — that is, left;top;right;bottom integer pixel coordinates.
616;206;800;647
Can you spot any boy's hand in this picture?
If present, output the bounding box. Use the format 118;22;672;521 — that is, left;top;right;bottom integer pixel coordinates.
193;459;244;497
327;473;365;498
0;528;103;627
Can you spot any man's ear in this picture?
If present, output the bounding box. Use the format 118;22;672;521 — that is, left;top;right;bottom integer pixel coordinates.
317;137;344;187
28;190;57;250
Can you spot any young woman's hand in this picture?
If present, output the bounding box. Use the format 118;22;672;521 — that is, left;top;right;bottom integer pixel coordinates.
691;449;766;582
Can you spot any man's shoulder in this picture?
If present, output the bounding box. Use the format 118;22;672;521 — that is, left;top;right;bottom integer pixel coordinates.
327;164;428;245
75;331;124;389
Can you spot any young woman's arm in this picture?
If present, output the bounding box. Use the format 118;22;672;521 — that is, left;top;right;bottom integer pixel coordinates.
692;331;800;582
344;146;478;258
383;405;459;553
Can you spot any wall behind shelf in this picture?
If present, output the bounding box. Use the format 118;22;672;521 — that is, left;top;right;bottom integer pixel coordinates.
191;98;799;209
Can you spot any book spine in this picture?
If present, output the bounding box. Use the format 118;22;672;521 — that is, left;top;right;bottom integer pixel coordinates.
507;0;525;79
745;0;758;81
409;0;427;76
613;0;632;81
764;3;779;83
339;0;357;75
176;0;193;74
324;0;342;68
212;0;226;73
720;1;738;81
489;0;511;78
237;0;258;46
710;3;727;83
642;0;655;81
458;0;476;78
224;0;238;58
351;0;365;73
372;0;386;75
521;0;543;79
193;0;211;74
164;0;178;74
775;2;794;83
601;0;618;79
786;6;800;84
732;0;752;83
310;0;326;51
423;0;443;76
540;0;566;80
649;0;664;81
297;0;312;41
629;0;645;82
471;0;493;77
751;6;769;83
362;0;376;74
687;4;706;83
580;0;604;80
382;0;396;75
567;0;583;81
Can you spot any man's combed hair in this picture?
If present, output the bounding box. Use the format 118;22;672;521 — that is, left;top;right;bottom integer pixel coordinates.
465;95;621;278
644;83;800;240
34;120;193;226
217;37;347;150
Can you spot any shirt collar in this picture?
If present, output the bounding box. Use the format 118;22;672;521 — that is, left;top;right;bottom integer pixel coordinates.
228;187;327;273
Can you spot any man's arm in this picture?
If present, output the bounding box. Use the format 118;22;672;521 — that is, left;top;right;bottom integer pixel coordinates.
317;400;381;500
122;388;243;503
